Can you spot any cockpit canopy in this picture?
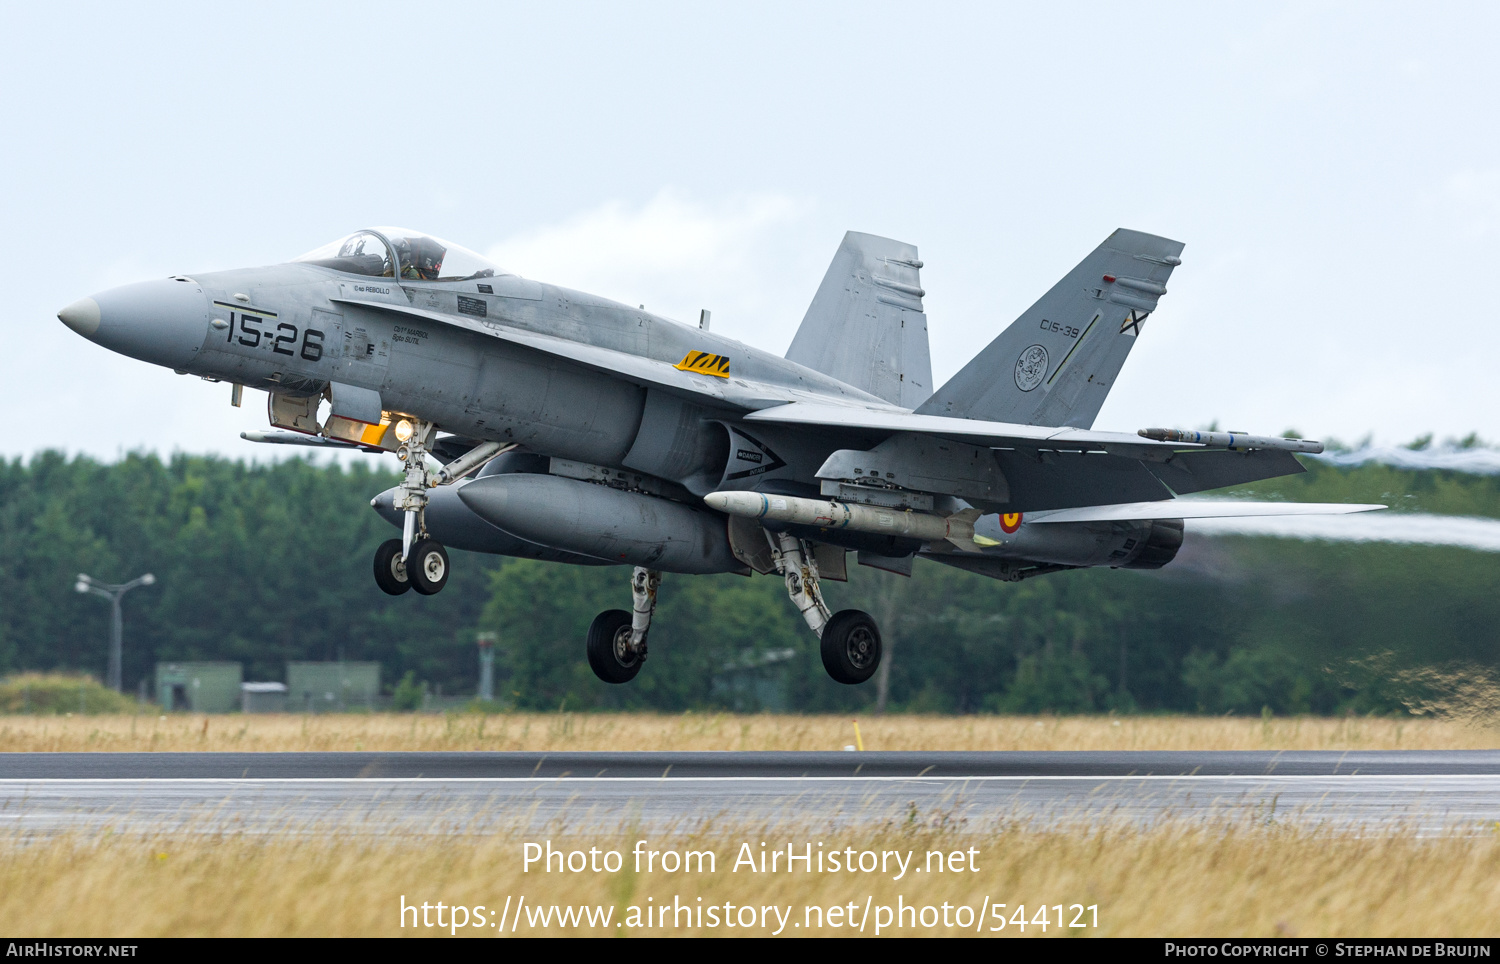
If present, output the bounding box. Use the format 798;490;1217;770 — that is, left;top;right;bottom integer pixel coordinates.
293;227;508;282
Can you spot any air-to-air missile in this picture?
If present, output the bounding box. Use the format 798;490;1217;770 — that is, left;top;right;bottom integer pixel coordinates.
1137;428;1326;453
704;489;973;544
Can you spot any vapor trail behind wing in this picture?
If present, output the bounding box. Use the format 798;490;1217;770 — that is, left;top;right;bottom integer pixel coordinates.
1313;446;1500;475
1191;513;1500;552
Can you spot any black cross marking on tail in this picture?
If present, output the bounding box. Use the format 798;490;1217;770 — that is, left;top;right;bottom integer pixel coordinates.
1120;310;1150;336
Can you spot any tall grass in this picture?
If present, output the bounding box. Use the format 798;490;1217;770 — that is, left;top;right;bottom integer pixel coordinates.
0;712;1492;752
0;821;1495;936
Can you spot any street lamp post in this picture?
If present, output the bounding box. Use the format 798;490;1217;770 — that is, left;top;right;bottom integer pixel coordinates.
75;572;155;693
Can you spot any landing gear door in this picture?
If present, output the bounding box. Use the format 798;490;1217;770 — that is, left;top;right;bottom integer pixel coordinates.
727;516;778;574
324;381;396;449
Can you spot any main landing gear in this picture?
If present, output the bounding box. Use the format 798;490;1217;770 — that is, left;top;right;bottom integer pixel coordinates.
769;531;882;685
587;567;660;684
580;537;884;686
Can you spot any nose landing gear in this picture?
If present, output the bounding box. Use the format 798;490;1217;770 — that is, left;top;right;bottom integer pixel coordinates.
370;424;512;598
371;418;454;596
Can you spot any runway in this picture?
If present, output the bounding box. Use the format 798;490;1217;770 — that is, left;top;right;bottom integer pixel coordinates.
1;751;1496;835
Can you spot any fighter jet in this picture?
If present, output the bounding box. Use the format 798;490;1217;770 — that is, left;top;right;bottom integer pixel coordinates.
57;226;1379;685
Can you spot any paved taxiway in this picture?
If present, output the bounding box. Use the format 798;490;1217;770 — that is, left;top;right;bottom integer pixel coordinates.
1;751;1496;835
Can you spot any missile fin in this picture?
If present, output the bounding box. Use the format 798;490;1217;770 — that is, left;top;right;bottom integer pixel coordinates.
943;507;984;553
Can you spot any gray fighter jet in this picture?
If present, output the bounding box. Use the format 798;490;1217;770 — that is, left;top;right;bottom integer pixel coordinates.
57;226;1379;685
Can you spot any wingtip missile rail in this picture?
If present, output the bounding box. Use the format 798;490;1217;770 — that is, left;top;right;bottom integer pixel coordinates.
1137;428;1325;454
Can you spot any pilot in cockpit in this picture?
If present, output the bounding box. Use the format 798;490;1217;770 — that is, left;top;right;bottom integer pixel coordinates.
391;236;448;281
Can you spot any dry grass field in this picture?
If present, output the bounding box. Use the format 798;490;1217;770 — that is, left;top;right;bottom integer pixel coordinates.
0;711;1494;753
0;821;1496;937
3;712;1492;937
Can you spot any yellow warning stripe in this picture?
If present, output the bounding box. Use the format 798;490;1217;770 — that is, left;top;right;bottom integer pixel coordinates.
674;351;731;378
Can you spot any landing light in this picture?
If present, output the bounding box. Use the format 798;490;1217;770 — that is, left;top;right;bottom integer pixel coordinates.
394;419;414;442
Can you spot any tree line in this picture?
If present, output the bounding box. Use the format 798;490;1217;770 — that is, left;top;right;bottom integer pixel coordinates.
2;448;1497;715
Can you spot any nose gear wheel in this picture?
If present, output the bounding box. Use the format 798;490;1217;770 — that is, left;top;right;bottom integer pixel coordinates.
407;538;449;595
372;539;411;595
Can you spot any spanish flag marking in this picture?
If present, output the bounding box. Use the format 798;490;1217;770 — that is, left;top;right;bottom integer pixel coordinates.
1000;512;1023;534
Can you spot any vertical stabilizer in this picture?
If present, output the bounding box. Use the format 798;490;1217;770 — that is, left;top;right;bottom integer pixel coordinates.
916;228;1184;428
786;232;934;409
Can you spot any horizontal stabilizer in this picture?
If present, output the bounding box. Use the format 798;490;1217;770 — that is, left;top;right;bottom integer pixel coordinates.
1026;501;1385;525
1145;449;1306;495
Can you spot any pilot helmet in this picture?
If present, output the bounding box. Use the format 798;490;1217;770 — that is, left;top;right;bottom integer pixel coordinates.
406;236;447;280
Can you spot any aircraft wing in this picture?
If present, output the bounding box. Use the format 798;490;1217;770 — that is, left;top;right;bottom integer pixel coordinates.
1025;501;1385;524
743;401;1182;451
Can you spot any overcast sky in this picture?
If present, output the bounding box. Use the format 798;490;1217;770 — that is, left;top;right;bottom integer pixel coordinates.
6;2;1499;462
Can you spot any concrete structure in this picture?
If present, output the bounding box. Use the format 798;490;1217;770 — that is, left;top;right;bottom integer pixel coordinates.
241;682;288;713
286;662;380;712
155;662;242;713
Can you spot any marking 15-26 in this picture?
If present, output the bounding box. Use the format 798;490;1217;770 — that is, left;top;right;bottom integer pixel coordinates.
222;310;324;362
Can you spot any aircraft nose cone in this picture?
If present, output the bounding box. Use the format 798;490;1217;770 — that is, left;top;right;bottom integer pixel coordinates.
57;298;101;337
67;278;210;369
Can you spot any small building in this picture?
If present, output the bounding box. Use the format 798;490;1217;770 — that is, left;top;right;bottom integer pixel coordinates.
241;682;288;714
711;648;797;712
285;662;381;712
156;662;243;713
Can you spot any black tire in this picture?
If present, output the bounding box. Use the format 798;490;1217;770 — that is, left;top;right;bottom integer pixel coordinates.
587;609;642;684
820;609;882;684
373;539;411;595
407;539;450;595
